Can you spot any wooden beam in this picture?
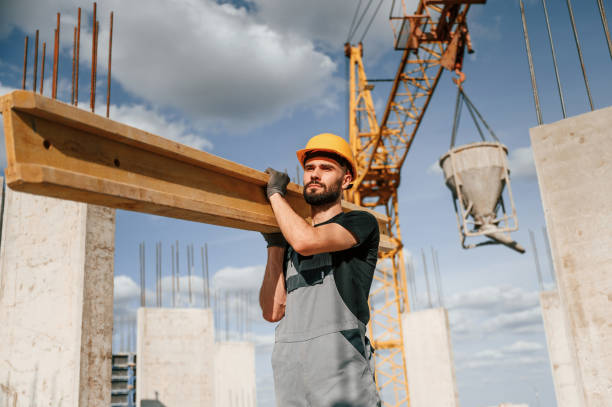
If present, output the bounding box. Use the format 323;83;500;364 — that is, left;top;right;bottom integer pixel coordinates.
0;91;396;252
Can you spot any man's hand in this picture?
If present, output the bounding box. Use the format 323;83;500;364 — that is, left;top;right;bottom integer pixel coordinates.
265;167;290;198
261;232;287;248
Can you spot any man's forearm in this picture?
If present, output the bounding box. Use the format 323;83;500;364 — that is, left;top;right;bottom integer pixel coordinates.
259;246;286;322
269;193;316;250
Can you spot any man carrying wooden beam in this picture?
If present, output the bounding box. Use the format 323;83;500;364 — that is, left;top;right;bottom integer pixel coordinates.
259;133;382;407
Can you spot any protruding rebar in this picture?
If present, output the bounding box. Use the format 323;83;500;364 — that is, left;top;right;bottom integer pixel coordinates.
171;244;176;308
176;240;180;293
91;2;97;112
107;11;114;118
529;229;544;291
33;31;39;91
139;242;146;307
40;42;46;94
72;26;76;105
541;0;566;118
596;0;612;59
76;8;81;105
421;249;433;308
22;36;28;90
542;226;556;285
519;0;543;125
187;245;193;305
565;0;594;111
53;13;60;99
205;244;210;307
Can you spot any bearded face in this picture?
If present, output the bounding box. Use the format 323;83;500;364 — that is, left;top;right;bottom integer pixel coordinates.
303;174;344;206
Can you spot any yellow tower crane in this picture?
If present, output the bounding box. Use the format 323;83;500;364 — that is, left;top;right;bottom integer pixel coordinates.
345;1;485;405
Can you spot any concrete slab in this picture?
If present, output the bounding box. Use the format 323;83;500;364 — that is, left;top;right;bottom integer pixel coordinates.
401;308;459;407
136;308;215;406
531;106;612;407
0;189;115;406
540;290;581;407
214;342;256;407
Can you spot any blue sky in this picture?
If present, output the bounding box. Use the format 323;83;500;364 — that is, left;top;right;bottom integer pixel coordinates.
1;0;611;406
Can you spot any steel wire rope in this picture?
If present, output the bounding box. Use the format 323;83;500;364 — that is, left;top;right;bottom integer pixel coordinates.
347;0;363;43
359;0;386;43
596;0;612;59
348;0;375;42
450;87;463;148
565;0;595;111
541;0;567;118
460;89;500;142
519;0;543;125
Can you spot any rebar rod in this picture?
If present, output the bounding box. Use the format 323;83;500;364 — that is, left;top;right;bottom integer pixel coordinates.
172;244;176;307
91;3;97;112
22;36;28;90
542;226;557;285
72;27;76;105
53;13;60;99
421;249;433;308
33;31;39;92
106;11;113;118
40;42;46;94
541;0;567;118
187;245;193;305
201;246;207;308
519;0;543;125
565;0;594;111
176;240;180;294
529;229;544;291
76;8;81;105
596;0;612;59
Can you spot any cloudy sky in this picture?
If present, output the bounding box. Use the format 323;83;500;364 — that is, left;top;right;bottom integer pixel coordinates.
1;0;611;406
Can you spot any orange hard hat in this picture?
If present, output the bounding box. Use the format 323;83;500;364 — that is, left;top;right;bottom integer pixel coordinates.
296;133;357;177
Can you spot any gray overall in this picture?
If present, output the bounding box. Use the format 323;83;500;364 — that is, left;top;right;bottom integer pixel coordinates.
272;248;381;407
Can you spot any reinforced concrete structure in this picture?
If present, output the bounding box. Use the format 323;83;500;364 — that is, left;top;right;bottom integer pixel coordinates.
0;188;115;407
540;290;581;407
136;308;216;406
531;106;612;407
401;308;459;407
214;342;257;407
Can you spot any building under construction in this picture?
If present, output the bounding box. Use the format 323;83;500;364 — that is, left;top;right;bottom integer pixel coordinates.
0;0;610;406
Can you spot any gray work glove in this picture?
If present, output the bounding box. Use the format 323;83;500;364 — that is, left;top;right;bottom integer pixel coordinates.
261;232;287;248
264;167;290;198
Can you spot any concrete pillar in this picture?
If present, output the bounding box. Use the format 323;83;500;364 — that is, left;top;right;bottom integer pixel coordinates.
540;290;581;407
0;189;115;406
214;342;256;407
401;308;459;407
531;106;612;407
136;308;215;406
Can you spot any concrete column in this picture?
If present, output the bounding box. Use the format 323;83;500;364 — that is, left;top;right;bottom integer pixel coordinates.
137;308;215;406
214;342;256;407
540;290;581;407
0;189;115;406
531;106;612;407
401;308;459;407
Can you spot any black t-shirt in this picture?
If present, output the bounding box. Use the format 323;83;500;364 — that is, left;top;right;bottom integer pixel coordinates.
315;210;380;325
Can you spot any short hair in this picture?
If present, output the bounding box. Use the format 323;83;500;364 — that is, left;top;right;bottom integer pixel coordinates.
303;150;353;177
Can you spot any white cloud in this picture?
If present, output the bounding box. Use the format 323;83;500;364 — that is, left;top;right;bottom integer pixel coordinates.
1;0;340;129
110;103;213;151
447;285;539;313
482;306;543;333
213;264;265;292
508;146;537;180
502;340;543;353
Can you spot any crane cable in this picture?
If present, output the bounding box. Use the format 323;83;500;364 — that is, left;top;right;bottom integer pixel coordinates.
359;0;385;43
347;0;363;43
348;0;375;43
450;87;500;149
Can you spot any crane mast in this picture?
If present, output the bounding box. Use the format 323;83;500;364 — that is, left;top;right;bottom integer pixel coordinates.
345;1;484;405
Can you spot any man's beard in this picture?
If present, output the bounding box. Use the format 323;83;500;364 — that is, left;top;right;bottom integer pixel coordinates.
303;178;343;206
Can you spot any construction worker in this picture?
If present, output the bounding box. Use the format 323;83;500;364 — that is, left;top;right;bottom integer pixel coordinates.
259;133;381;407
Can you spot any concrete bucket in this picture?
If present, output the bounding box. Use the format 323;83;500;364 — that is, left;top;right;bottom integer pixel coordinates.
439;142;524;253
